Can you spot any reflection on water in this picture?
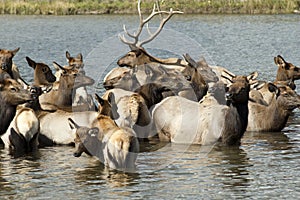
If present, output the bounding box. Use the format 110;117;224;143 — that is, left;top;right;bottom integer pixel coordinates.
0;14;300;199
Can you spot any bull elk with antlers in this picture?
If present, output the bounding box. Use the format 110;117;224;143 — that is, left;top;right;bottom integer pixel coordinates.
117;0;187;68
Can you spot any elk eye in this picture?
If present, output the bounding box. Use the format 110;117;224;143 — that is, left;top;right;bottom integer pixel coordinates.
185;75;191;81
10;87;17;92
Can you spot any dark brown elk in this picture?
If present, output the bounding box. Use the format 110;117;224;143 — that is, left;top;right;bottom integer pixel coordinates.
0;48;20;78
39;62;94;111
0;78;33;136
247;82;300;132
274;55;300;89
26;56;56;86
152;72;257;146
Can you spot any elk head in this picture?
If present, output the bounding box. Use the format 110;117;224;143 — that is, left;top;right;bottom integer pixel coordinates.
274;55;300;82
0;47;19;75
66;51;84;70
94;93;119;120
68;118;100;157
0;78;33;105
223;71;258;106
26;56;56;86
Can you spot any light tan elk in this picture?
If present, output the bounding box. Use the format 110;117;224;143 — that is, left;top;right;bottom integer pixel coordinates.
70;93;139;171
39;62;94;111
54;51;94;110
247;82;300;132
37;92;118;146
152;72;258;146
274;55;300;89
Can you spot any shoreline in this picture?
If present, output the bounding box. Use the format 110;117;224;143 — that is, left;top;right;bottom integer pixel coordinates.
0;0;299;15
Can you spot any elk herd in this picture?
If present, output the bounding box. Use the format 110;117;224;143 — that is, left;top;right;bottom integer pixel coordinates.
1;0;300;171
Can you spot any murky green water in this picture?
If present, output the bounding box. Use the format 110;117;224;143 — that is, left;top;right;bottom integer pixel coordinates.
0;14;299;199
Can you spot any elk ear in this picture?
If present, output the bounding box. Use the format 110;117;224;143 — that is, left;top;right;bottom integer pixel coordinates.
94;93;105;106
247;71;258;81
274;55;286;68
53;62;65;73
267;82;280;96
183;53;198;69
107;92;116;104
11;47;20;56
66;51;71;60
88;128;99;137
68;118;80;130
26;57;36;69
77;53;83;61
9;128;27;151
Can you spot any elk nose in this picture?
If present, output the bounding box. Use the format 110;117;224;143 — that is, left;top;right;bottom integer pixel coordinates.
73;152;82;157
225;93;233;100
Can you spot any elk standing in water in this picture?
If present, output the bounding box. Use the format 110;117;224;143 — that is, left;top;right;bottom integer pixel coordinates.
152;72;258;146
70;93;139;171
247;82;300;132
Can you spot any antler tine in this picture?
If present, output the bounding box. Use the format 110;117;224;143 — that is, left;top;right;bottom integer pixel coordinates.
139;8;183;47
119;0;183;49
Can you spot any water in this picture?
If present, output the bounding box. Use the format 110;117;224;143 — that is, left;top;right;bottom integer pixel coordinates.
0;14;300;199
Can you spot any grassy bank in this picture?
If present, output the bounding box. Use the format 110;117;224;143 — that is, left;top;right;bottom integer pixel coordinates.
0;0;299;15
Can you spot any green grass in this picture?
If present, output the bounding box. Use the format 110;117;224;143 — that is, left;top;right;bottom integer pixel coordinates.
0;0;299;15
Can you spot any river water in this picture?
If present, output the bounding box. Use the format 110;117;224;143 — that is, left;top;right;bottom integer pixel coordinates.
0;14;300;199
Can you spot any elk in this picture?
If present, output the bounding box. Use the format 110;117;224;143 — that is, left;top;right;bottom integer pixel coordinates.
37;92;118;146
113;0;186;71
1;85;51;152
152;72;258;146
274;55;300;89
70;93;139;171
39;62;94;111
70;118;139;171
53;51;94;110
0;78;33;136
247;82;300;132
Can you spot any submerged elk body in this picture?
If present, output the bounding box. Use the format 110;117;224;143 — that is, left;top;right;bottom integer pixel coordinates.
152;72;256;146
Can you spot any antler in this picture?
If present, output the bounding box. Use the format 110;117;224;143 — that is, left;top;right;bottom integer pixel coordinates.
119;0;183;50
